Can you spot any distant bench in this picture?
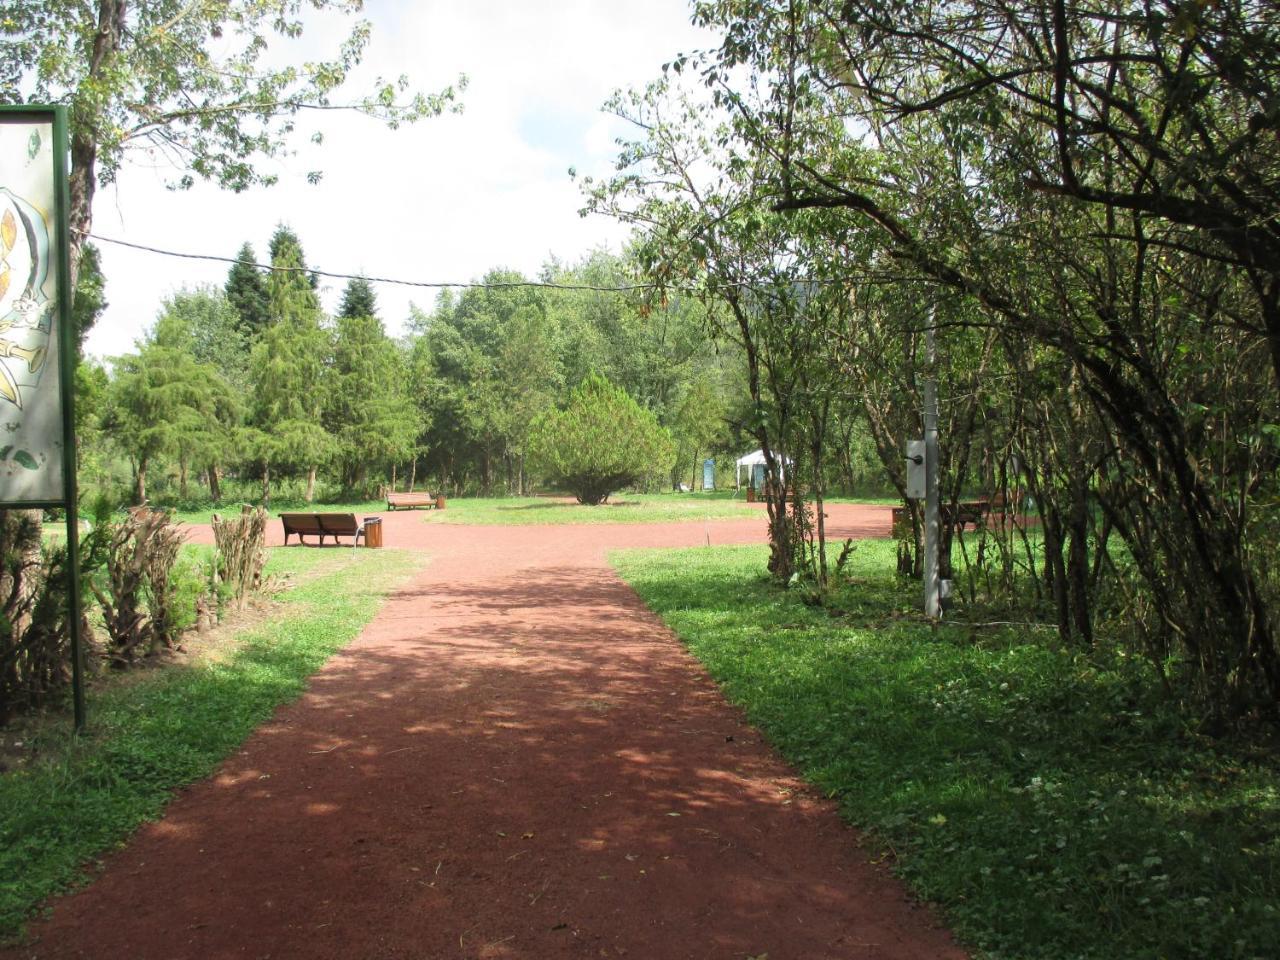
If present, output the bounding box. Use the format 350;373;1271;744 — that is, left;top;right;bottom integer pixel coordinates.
280;512;367;546
386;491;435;511
891;500;990;537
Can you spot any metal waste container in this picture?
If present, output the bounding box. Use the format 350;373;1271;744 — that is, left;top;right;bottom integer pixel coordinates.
363;517;383;548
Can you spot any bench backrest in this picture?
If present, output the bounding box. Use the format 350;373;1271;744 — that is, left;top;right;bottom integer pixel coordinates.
280;513;324;533
388;492;432;504
317;513;359;535
280;513;359;535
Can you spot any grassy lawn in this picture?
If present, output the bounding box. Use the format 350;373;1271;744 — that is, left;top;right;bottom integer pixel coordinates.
611;541;1279;960
426;491;762;525
155;491;899;528
0;546;425;940
167;498;387;527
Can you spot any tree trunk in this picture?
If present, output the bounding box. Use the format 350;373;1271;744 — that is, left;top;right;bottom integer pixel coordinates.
305;466;316;503
409;457;417;493
178;457;188;501
208;463;222;502
67;0;126;279
390;463;397;492
261;464;271;506
134;454;148;505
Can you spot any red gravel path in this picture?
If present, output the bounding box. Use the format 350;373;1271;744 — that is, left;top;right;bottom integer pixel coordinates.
9;504;965;960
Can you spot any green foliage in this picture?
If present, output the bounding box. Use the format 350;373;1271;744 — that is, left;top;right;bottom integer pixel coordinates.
70;242;106;354
0;547;425;939
528;372;675;505
324;307;419;493
223;243;270;338
408;251;731;497
247;228;333;497
105;315;238;504
0;0;463;192
615;543;1280;960
162;287;250;389
337;276;378;320
583;2;1280;718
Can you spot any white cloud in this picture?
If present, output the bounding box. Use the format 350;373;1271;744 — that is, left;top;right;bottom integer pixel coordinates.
85;1;717;358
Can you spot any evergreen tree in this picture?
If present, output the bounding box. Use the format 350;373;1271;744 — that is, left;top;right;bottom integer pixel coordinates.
246;235;332;502
325;305;420;493
528;372;675;505
224;243;270;336
338;277;378;320
105;313;237;504
268;224;319;290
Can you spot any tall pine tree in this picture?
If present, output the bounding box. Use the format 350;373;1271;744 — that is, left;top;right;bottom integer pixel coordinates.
224;243;270;336
326;278;419;493
338;277;378;320
246;228;333;503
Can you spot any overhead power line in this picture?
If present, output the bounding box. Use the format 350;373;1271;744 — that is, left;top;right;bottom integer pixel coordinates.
81;229;917;295
82;231;663;293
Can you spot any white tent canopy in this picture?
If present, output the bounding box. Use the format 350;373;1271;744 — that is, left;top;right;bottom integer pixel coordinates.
735;449;792;489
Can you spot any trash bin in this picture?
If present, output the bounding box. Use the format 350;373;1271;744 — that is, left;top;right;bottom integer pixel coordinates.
435;494;446;510
363;517;383;548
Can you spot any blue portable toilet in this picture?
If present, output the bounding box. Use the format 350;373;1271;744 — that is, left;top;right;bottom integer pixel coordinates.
702;458;715;491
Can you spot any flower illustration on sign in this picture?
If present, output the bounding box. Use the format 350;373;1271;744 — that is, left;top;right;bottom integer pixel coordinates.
0;186;52;411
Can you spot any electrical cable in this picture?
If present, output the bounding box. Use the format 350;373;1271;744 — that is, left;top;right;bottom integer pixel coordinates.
80;230;663;292
80;229;907;295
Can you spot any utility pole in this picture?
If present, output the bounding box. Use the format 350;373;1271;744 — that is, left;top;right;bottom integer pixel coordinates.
923;310;941;619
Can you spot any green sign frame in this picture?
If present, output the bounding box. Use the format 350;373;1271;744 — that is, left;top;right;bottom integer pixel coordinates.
0;104;85;729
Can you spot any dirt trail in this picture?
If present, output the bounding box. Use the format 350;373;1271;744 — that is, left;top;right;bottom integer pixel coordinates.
9;504;965;959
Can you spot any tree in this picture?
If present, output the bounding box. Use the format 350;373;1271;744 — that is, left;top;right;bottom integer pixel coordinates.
338;277;378;321
105;314;237;504
155;288;249;500
224;244;271;338
669;378;728;490
71;242;107;354
247;227;333;503
162;288;250;387
325;279;419;493
528;373;675;506
1;0;465;280
684;0;1280;718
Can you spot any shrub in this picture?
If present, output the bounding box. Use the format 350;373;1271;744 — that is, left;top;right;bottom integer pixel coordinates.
528;373;675;505
91;508;186;664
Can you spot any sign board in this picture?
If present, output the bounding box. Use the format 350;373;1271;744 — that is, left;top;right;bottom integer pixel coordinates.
0;110;68;505
0;105;83;730
702;458;715;491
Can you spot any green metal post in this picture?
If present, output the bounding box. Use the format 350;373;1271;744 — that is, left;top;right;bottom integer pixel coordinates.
52;106;85;731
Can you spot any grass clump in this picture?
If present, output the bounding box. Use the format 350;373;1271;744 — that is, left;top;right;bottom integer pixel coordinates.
611;541;1279;960
0;546;424;940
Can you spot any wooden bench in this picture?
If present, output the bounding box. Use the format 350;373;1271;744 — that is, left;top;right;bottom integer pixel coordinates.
892;501;990;537
386;491;435;511
280;513;367;546
944;500;989;531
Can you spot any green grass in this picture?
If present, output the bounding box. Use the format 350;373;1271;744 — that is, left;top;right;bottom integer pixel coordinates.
611;541;1280;960
428;491;762;525
0;546;425;940
167;498;387;527
147;490;899;528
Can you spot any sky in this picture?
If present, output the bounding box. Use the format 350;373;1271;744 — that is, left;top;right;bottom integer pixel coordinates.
84;1;718;359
